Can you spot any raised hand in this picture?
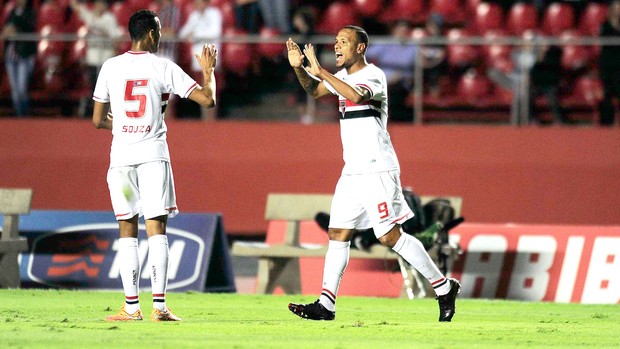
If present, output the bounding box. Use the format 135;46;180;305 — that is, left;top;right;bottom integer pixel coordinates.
286;38;304;68
194;44;218;73
302;43;322;77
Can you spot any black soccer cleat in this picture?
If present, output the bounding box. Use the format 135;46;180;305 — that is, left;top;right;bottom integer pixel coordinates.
288;300;335;321
437;278;461;322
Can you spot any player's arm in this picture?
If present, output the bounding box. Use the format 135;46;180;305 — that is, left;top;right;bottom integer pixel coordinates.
92;101;112;130
188;44;217;108
286;38;331;99
302;43;370;103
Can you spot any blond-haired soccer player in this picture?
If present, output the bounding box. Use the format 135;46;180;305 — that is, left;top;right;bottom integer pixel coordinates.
286;26;460;322
92;9;217;322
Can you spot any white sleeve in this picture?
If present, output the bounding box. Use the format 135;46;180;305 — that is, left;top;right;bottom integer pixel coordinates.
322;79;337;95
356;69;384;99
92;61;110;103
163;60;199;98
322;70;344;96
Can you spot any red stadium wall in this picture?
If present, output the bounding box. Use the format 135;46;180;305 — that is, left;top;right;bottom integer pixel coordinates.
1;119;619;235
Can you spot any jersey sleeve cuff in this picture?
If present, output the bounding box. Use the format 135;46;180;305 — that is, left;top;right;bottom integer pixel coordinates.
92;96;109;103
183;82;199;98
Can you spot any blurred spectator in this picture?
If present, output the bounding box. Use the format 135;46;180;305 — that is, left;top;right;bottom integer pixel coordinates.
70;0;122;118
1;0;37;116
235;0;261;33
421;13;448;98
488;32;567;124
598;0;620;126
179;0;223;73
157;0;181;61
259;0;290;34
366;20;416;122
291;6;319;123
179;0;222;119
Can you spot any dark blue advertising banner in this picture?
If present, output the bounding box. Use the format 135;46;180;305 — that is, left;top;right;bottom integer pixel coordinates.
8;210;235;293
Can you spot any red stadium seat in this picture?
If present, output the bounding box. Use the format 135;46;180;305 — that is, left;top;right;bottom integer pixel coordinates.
429;0;466;25
561;75;603;123
457;70;494;105
466;0;482;13
147;1;162;14
542;2;575;36
1;2;15;28
354;0;382;18
579;2;608;36
36;2;65;31
446;28;478;68
221;28;253;74
111;2;133;28
127;0;152;12
379;0;425;24
473;2;503;34
482;29;511;71
559;30;591;71
507;2;538;35
573;75;603;106
65;39;87;67
218;0;236;29
258;27;283;59
35;27;65;94
37;25;65;57
318;2;360;34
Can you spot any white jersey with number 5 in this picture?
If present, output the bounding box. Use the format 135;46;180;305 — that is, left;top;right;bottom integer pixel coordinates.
93;51;199;167
323;64;400;175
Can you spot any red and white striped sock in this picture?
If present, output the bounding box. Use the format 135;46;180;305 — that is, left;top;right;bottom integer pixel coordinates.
148;234;169;311
392;233;451;296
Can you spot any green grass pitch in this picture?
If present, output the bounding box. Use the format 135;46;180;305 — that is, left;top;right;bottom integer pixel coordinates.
0;289;618;348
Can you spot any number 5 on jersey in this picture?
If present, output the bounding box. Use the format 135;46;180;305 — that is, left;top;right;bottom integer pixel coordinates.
125;79;148;118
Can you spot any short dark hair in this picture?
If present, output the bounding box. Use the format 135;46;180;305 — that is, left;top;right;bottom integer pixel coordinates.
341;25;369;47
128;10;158;41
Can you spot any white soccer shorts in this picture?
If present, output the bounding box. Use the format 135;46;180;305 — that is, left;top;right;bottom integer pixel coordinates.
328;170;414;238
107;160;179;221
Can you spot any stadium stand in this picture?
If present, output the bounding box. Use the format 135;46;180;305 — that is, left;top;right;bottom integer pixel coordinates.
542;2;576;36
507;2;538;35
317;1;360;34
472;1;503;34
257;26;283;59
0;0;609;122
429;0;466;26
579;2;608;36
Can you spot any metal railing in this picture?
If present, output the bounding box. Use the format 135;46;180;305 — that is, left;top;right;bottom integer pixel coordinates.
2;32;619;124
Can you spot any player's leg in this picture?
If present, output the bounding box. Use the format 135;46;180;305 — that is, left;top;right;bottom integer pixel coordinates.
106;166;143;321
289;175;361;321
139;161;181;322
369;171;460;322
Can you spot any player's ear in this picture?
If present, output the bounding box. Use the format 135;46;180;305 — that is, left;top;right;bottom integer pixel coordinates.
357;43;366;54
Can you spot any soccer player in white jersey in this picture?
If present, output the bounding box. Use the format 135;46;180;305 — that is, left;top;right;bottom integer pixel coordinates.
286;25;461;322
92;9;217;322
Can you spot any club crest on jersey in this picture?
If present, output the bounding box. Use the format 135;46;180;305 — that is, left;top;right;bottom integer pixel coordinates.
339;99;346;116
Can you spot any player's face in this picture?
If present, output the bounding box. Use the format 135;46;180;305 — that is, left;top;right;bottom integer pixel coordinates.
334;29;363;68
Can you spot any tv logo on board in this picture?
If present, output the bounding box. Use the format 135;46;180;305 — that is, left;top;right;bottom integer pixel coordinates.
26;223;205;291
